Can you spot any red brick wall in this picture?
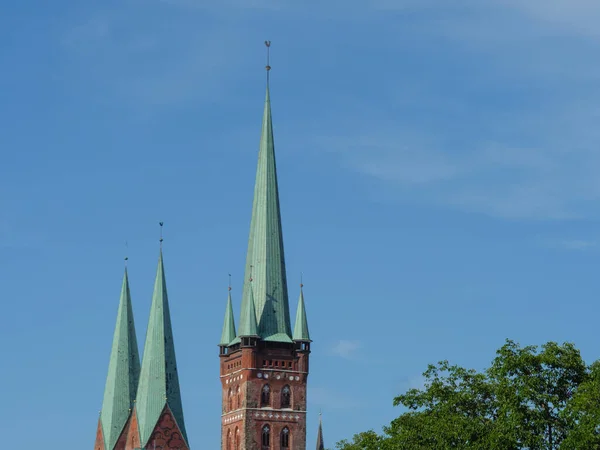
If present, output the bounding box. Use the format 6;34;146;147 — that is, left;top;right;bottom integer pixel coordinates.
124;406;188;450
220;344;310;450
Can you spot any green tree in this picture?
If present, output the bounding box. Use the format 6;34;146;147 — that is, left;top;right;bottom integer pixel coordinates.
561;360;600;449
336;340;592;450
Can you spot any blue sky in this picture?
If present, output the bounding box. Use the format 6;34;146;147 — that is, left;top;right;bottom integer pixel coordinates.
2;0;600;448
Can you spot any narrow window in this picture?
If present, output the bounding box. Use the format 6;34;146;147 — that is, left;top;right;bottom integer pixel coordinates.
261;384;271;406
234;427;240;450
262;425;270;449
281;385;291;408
280;427;290;448
237;385;241;409
226;429;232;450
228;388;233;411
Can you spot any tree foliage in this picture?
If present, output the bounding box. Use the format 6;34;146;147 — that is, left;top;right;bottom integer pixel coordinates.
336;340;600;449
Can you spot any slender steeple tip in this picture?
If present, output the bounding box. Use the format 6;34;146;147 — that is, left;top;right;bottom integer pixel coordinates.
293;281;311;342
99;268;141;450
239;52;293;343
135;249;188;447
220;280;237;346
316;412;325;450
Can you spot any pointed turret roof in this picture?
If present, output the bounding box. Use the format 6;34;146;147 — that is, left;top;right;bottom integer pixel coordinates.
134;251;188;447
293;285;311;342
219;289;237;346
238;282;259;337
239;79;293;343
100;268;140;450
316;413;325;450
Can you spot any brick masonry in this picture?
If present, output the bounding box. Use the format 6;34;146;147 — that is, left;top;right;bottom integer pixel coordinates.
220;343;310;450
122;406;188;450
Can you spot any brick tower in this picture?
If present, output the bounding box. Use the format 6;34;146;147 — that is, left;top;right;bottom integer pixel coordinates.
218;43;312;450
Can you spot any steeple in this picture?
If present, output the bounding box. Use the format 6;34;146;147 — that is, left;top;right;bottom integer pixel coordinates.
293;283;311;342
239;41;293;343
316;413;325;450
238;281;259;337
98;268;140;450
134;248;188;448
219;286;237;346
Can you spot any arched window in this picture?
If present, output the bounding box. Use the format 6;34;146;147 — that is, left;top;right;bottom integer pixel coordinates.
262;425;270;449
226;429;232;450
280;427;290;448
228;388;233;411
234;427;239;450
237;385;241;409
281;385;291;408
261;384;271;406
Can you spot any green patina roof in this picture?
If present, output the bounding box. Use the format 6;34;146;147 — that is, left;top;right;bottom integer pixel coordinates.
135;251;188;447
239;83;293;343
316;414;325;450
219;290;237;346
293;287;311;342
238;283;259;337
100;269;140;450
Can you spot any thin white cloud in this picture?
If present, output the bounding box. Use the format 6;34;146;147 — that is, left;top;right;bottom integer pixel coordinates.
539;238;598;251
331;340;363;359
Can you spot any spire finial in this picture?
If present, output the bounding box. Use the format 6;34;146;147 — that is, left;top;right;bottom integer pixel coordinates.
228;273;232;292
125;241;129;267
265;40;271;82
159;222;164;248
300;272;304;289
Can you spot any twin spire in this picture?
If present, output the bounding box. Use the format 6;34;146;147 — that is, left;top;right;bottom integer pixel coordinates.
220;44;311;347
99;269;140;450
97;236;188;450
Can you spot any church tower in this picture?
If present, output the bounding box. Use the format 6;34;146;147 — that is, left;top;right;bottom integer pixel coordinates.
94;231;190;450
219;43;312;450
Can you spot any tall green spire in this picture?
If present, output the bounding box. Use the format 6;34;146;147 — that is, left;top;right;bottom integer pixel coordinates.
239;74;293;343
135;251;188;447
219;289;237;346
238;282;259;337
293;285;311;342
100;268;140;450
316;413;325;450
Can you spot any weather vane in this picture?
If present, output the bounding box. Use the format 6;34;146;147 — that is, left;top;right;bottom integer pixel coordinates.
265;40;271;81
228;273;232;292
159;222;164;248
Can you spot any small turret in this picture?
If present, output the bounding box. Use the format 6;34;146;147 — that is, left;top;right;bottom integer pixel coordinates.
293;283;311;352
219;286;237;355
237;280;260;347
